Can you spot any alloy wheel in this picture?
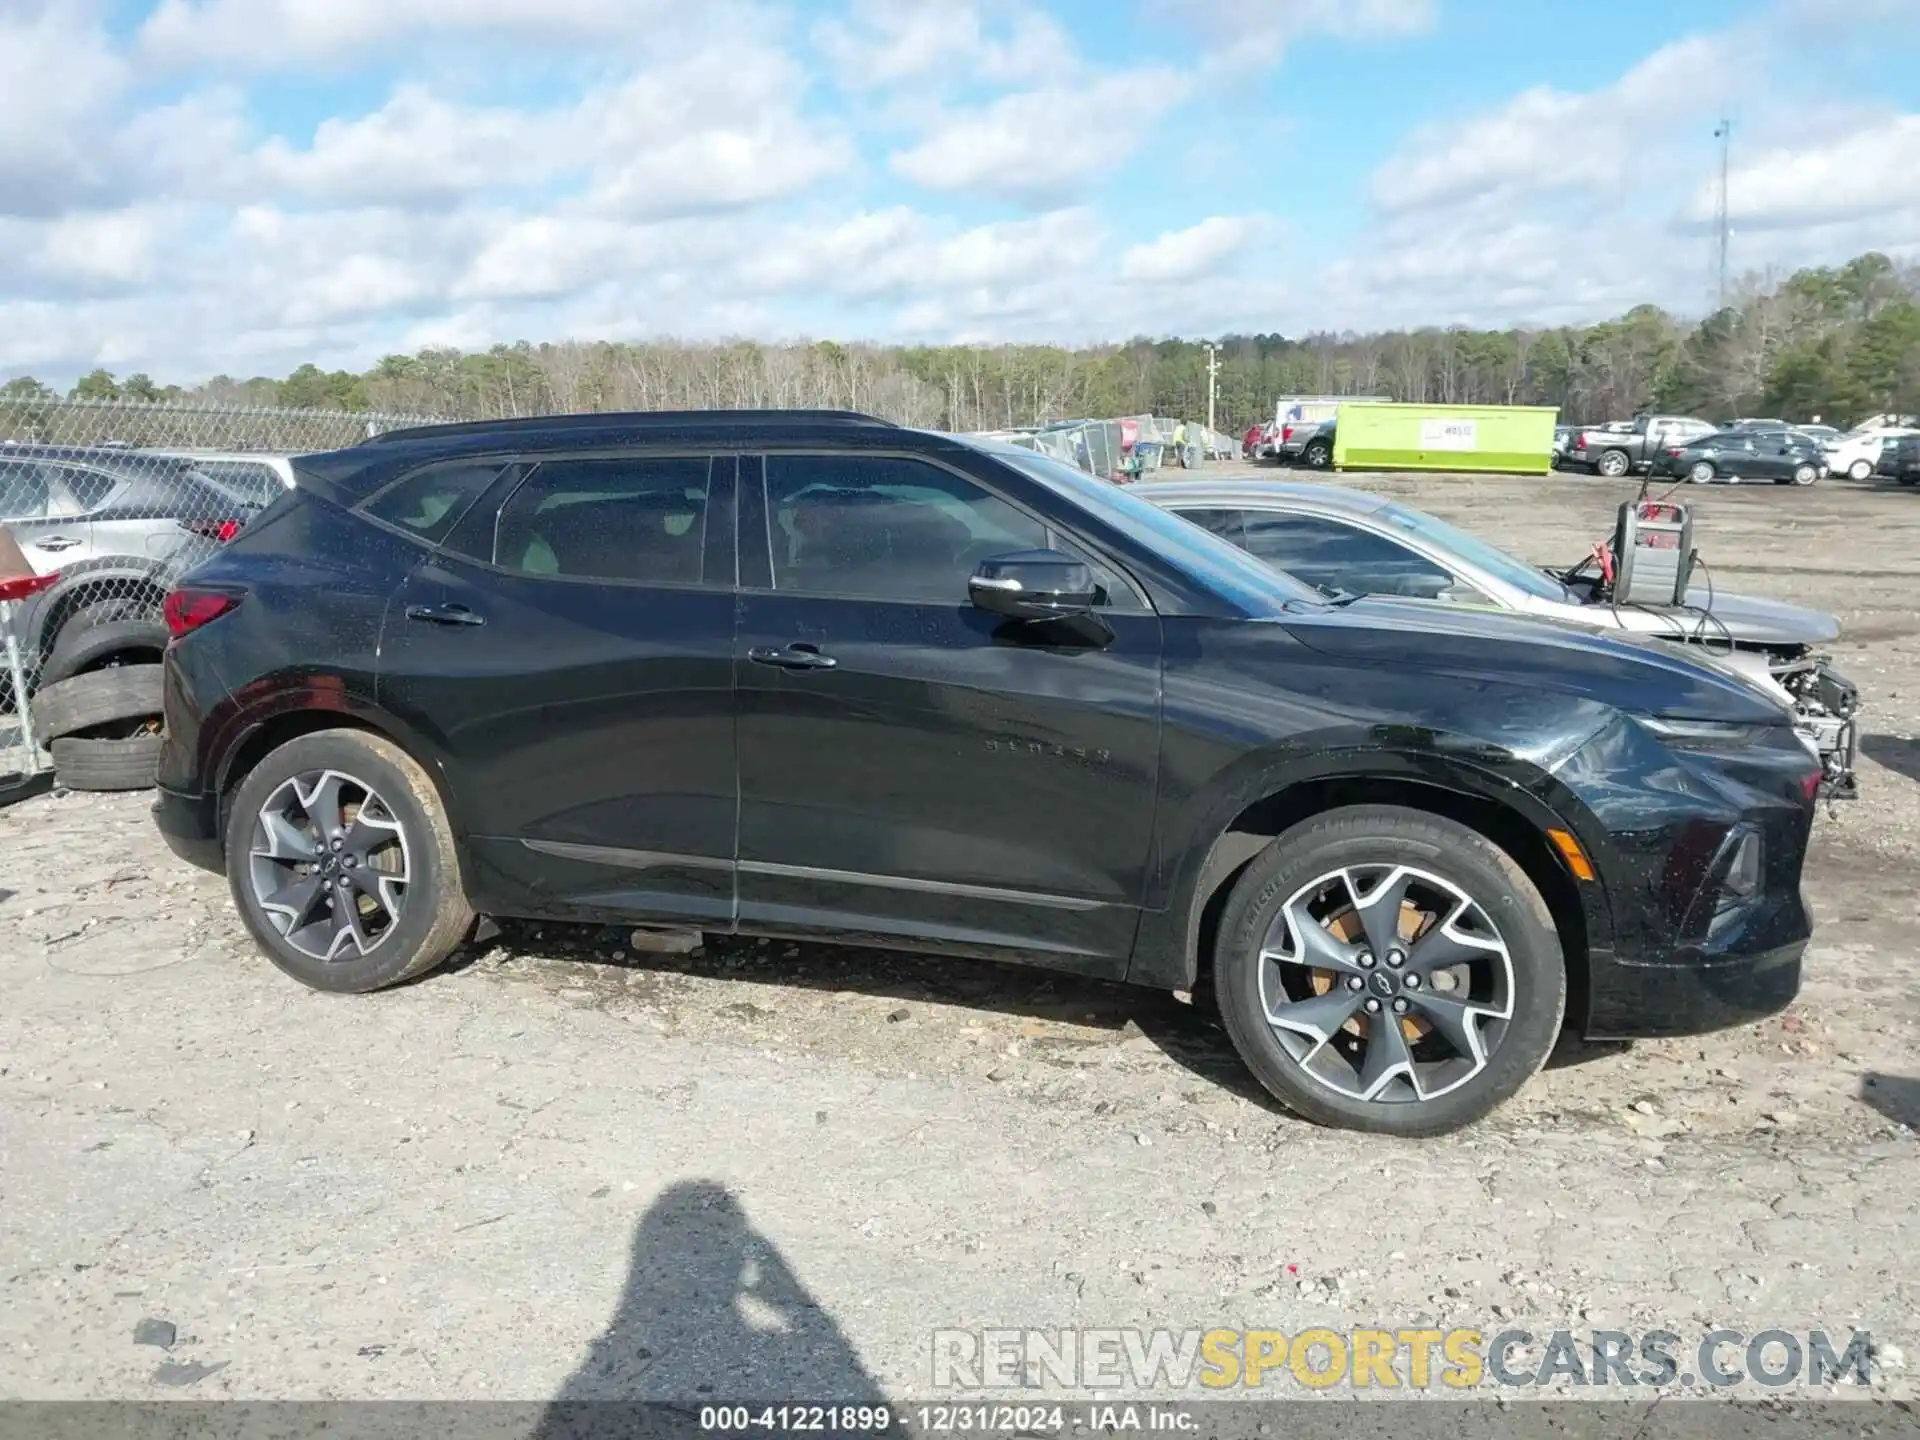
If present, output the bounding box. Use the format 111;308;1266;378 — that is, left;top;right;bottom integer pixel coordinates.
247;768;413;962
1256;864;1514;1104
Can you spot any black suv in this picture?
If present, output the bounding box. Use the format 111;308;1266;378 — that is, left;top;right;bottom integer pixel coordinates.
154;411;1820;1134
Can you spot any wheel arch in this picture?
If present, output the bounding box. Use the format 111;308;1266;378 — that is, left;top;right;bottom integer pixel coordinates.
209;691;471;870
1131;755;1607;1029
20;563;172;657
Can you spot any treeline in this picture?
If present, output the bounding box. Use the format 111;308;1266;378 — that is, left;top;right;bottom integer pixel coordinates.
7;251;1918;431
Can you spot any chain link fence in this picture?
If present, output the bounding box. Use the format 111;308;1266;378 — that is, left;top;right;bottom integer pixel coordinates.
0;398;439;797
969;415;1242;481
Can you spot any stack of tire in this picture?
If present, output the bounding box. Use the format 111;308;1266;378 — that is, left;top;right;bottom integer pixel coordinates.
27;617;170;792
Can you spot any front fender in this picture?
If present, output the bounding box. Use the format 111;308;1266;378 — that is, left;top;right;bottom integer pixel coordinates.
1127;731;1616;991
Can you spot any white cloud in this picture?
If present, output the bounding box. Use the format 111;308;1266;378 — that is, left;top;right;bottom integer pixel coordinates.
1369;35;1737;216
0;1;131;216
138;0;692;66
814;0;1075;92
1120;216;1265;283
891;73;1191;200
1146;0;1435;69
1693;114;1920;232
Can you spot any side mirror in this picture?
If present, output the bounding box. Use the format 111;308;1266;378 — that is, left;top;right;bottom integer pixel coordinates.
968;550;1097;621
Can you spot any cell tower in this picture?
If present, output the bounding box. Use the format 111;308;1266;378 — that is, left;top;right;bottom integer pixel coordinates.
1713;119;1732;310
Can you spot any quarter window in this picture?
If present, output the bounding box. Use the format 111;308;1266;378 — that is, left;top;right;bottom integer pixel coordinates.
496;457;711;585
363;461;506;546
766;455;1046;603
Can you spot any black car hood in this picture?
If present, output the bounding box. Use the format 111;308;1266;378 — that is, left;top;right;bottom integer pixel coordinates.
1281;596;1790;723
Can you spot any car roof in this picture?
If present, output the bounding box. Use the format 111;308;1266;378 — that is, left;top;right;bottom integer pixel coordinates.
142;449;299;464
360;409;896;447
0;443;202;476
1130;478;1394;516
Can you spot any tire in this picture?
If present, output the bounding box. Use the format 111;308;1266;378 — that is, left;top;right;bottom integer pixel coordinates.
41;617;170;687
224;729;475;994
50;734;164;792
1688;460;1716;484
1596;450;1630;478
1303;439;1333;470
1791;464;1819;486
28;665;163;742
1212;805;1566;1136
1849;460;1872;481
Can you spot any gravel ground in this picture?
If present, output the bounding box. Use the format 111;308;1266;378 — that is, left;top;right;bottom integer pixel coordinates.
1;466;1917;1416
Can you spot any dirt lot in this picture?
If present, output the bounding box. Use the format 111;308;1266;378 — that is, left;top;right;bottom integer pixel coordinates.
2;466;1917;1411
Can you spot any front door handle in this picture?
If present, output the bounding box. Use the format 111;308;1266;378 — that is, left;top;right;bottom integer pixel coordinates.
35;536;81;552
748;644;837;671
406;602;486;627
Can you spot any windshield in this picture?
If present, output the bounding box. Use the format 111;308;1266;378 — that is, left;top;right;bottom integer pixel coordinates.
966;440;1326;612
1377;502;1574;602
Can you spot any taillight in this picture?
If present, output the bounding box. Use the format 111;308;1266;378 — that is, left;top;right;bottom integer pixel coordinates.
182;518;245;543
1282;425;1294;442
0;570;58;603
1667;447;1683;457
164;588;241;639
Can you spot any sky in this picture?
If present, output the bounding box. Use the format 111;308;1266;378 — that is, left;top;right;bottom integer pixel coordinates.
3;0;1919;384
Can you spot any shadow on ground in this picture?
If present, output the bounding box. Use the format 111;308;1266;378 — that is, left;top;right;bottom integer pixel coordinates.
1862;734;1920;785
460;922;1621;1115
1861;1072;1920;1129
534;1181;885;1435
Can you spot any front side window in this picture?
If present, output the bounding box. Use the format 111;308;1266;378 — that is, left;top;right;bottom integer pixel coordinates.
1237;513;1456;600
766;455;1045;603
496;456;711;585
362;460;507;546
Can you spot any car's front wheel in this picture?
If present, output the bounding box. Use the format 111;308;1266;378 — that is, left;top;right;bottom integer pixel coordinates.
1213;805;1566;1135
1849;460;1873;481
1790;463;1819;486
224;729;475;993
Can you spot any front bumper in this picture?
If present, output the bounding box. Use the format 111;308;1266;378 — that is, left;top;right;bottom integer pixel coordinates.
1585;938;1804;1038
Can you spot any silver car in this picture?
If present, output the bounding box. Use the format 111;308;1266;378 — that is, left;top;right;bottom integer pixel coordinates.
1139;478;1860;796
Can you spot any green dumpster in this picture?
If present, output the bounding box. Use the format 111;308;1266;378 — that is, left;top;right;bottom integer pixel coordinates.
1332;402;1558;475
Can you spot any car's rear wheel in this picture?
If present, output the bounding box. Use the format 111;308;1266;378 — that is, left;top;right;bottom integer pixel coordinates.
1688;460;1716;484
1213;805;1565;1135
1597;450;1630;478
1303;438;1332;469
224;730;474;994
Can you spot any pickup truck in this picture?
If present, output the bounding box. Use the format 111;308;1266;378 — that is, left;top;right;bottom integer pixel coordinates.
1564;414;1717;477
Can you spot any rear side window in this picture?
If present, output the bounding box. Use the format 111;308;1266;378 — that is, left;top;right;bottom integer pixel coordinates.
0;462;51;520
495;457;711;585
361;461;506;545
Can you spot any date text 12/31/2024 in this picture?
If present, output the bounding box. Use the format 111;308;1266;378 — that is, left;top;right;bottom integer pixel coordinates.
698;1406;1194;1433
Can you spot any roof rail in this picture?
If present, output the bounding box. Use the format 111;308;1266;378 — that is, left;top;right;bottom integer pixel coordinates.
361;409;896;446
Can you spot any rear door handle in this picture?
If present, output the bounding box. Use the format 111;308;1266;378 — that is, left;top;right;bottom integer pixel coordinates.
748;645;837;671
35;536;81;552
405;603;486;627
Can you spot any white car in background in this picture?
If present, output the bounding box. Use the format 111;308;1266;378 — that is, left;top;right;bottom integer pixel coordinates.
139;450;298;508
1820;429;1902;481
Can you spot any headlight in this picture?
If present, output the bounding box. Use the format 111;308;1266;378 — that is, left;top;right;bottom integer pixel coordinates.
1634;715;1776;751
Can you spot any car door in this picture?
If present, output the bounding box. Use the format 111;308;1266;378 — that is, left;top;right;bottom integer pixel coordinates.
0;461;91;572
1745;430;1791;480
377;452;739;926
733;450;1162;974
1176;506;1460;601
